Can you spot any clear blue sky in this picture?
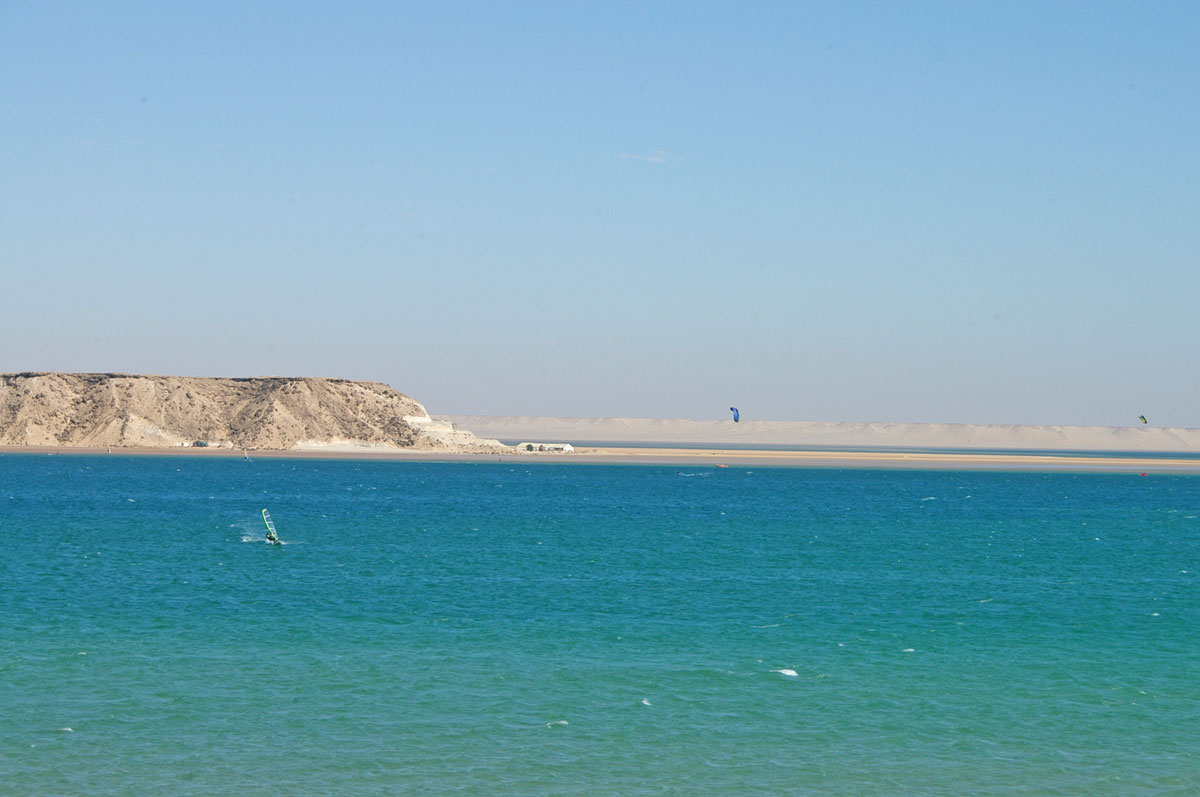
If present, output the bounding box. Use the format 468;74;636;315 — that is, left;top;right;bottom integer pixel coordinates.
2;1;1197;425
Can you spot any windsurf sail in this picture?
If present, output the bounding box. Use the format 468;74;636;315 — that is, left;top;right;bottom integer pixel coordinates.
262;508;279;542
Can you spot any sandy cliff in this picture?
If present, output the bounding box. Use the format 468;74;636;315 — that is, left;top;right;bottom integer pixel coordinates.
0;373;505;451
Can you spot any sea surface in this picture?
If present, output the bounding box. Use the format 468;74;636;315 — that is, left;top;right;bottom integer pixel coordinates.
2;453;1197;794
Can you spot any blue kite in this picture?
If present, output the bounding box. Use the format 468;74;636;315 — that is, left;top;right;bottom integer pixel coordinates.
730;407;740;423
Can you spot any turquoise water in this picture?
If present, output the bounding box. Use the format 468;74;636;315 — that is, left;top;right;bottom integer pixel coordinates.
2;454;1198;794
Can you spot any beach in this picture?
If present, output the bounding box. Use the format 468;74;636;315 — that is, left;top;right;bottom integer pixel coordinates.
444;414;1200;451
541;445;1200;471
5;442;1199;472
445;415;1200;471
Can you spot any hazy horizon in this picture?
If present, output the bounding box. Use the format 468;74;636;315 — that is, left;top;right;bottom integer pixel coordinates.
3;2;1197;427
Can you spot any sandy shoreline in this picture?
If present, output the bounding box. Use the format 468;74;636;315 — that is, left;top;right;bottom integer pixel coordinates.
444;414;1200;452
4;444;1199;472
568;447;1200;472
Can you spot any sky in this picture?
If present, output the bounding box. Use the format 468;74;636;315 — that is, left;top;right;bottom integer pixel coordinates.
2;1;1197;426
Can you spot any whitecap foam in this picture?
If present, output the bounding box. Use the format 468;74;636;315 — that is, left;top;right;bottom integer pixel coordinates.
773;669;798;677
546;720;568;727
641;698;652;706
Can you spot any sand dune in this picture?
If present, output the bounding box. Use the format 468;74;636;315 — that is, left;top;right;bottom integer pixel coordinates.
443;415;1200;452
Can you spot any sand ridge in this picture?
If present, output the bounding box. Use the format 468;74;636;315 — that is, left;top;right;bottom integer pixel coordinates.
443;414;1200;452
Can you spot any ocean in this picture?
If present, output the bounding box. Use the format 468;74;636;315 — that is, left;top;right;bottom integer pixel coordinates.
2;454;1197;794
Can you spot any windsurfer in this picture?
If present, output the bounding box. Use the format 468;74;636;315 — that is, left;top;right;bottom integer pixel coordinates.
262;508;281;544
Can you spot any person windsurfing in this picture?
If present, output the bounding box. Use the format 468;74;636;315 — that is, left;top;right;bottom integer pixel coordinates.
262;508;281;544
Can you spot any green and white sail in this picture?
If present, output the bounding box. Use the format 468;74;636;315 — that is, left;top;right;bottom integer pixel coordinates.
262;508;278;541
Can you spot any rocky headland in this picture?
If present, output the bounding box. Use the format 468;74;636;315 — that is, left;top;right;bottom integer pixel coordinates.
0;372;506;452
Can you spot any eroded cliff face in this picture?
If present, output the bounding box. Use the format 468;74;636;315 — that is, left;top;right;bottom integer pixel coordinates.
0;373;503;451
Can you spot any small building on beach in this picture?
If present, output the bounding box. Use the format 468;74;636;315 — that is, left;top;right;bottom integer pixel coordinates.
519;442;575;453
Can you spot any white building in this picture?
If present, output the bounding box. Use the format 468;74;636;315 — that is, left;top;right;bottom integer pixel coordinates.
518;442;575;453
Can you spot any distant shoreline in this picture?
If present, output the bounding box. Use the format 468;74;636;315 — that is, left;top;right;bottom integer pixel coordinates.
443;414;1200;453
4;445;1199;472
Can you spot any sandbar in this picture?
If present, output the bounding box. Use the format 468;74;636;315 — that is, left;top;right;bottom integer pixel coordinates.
3;444;1198;472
